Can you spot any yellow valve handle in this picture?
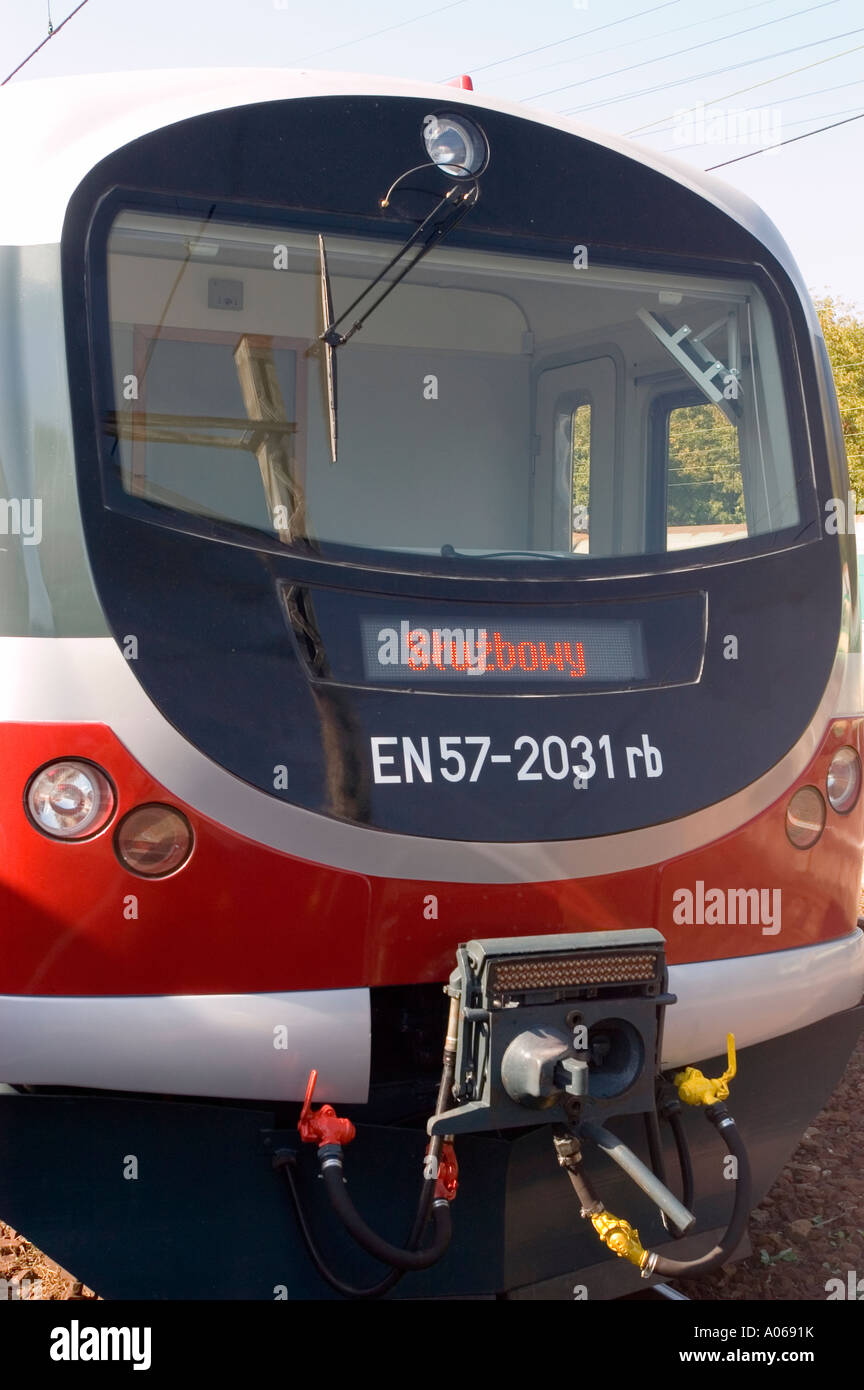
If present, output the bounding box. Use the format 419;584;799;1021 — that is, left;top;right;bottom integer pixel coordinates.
590;1209;649;1270
674;1032;737;1107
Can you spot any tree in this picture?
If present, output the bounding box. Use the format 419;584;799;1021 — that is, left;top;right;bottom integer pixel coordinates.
814;295;864;499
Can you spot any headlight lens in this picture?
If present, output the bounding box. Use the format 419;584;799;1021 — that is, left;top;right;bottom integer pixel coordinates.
26;760;115;839
826;746;861;814
115;804;193;877
423;112;488;177
785;786;826;849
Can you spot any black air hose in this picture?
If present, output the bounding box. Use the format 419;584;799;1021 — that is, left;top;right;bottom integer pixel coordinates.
319;1143;453;1270
647;1104;750;1278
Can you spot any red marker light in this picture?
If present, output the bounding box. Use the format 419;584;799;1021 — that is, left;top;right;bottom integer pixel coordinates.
447;75;474;90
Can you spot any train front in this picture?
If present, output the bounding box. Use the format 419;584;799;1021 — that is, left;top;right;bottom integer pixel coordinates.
1;70;863;1300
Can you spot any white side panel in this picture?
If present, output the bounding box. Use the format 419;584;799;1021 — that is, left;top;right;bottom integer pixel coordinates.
663;929;864;1067
0;933;860;1099
0;989;370;1102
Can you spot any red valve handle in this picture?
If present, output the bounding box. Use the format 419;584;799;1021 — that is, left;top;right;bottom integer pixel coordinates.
298;1069;356;1147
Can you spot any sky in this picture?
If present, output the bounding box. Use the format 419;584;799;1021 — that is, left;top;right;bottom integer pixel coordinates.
1;0;861;305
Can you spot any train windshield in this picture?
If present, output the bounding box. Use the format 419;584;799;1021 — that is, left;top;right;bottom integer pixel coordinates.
103;210;801;563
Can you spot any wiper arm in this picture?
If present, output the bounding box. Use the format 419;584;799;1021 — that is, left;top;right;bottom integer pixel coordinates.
315;180;479;464
320;181;480;351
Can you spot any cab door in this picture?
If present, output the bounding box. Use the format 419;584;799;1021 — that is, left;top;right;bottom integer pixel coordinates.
534;356;616;556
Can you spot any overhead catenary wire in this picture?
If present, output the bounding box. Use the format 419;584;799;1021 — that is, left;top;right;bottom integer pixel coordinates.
2;0;89;85
628;33;864;133
299;0;471;63
705;108;864;167
441;0;685;82
654;102;864;154
635;75;864;139
510;0;785;86
524;0;839;103
562;24;864;116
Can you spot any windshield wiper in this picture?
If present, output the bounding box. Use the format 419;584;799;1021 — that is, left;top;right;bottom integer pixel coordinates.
316;182;480;462
317;234;339;465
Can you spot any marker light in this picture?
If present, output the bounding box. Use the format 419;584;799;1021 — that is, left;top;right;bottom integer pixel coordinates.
785;786;826;849
26;760;115;840
115;804;193;877
826;746;861;814
423;112;489;178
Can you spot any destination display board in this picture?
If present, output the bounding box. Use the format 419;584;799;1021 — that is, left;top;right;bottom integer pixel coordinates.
360;617;647;684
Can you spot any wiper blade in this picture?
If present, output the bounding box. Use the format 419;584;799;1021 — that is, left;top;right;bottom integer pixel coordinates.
317;233;338;464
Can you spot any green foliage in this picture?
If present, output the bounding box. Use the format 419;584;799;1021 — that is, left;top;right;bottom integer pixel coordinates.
667;404;744;526
814;295;864;498
571;403;590;513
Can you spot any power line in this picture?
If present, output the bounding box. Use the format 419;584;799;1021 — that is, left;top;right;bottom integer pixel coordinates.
2;0;89;85
705;108;864;167
627;33;864;133
633;75;864;139
299;0;470;63
562;23;864;116
508;0;782;86
524;0;839;103
441;0;684;82
654;101;864;154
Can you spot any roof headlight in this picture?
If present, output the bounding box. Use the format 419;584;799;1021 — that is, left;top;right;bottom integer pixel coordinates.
423;112;489;178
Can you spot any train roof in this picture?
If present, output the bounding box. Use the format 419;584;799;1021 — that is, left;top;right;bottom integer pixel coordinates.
0;66;810;308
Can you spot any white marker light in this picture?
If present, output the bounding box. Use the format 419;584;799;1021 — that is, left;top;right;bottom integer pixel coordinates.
26;760;115;840
423;113;488;178
826;746;861;814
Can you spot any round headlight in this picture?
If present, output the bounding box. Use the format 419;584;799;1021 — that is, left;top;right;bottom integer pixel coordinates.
785;786;826;849
827;746;861;813
423;112;489;178
26;760;115;840
115;804;193;877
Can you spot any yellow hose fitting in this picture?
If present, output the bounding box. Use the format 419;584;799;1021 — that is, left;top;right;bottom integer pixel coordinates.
674;1032;737;1107
590;1209;649;1269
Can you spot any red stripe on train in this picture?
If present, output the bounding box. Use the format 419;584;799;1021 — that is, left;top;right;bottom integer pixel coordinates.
0;720;860;994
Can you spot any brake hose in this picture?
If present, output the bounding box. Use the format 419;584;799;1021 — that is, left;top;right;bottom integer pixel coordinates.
276;993;459;1295
644;1083;695;1239
564;1035;752;1279
647;1103;751;1278
318;1145;453;1269
277;1149;434;1299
